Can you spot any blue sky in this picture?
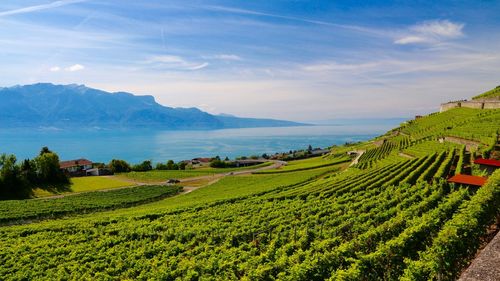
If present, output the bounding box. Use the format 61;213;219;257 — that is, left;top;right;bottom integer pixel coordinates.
0;0;499;121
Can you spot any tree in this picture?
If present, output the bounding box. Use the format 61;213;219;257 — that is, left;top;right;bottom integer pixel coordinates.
178;162;187;170
132;160;153;172
0;154;27;199
156;162;168;170
108;159;132;173
166;160;177;170
20;159;37;185
35;152;68;184
39;146;53;155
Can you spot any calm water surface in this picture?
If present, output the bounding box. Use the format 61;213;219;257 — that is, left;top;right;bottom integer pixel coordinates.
0;125;395;163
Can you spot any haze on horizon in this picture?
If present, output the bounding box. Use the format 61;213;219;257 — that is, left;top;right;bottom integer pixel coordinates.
0;0;499;122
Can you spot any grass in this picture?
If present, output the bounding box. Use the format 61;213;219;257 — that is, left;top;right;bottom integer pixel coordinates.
32;176;134;197
116;162;272;183
70;177;134;192
472;86;500;100
256;156;350;174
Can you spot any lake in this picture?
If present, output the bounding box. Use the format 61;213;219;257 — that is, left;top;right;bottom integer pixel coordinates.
0;124;397;164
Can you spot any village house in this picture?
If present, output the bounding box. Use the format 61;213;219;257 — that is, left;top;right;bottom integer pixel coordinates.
310;148;330;156
59;159;93;176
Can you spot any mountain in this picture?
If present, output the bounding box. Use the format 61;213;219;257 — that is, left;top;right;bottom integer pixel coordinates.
0;83;305;130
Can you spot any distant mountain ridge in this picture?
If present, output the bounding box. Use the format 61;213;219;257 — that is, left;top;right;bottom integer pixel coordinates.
0;83;305;130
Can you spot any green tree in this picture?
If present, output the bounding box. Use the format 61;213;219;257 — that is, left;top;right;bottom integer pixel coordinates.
108;159;132;173
35;152;68;184
132;160;153;172
39;146;53;155
178;162;187;170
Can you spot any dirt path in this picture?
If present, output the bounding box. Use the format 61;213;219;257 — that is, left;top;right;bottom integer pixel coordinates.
398;152;415;159
38;160;287;200
349;150;365;167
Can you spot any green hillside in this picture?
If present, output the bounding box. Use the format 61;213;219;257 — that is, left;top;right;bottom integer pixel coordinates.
0;107;499;280
472;85;500;100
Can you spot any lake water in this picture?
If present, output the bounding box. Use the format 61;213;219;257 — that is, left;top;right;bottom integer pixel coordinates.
0;124;396;164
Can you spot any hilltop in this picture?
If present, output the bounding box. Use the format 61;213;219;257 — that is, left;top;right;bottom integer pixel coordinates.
0;83;304;130
473;85;500;100
0;90;499;280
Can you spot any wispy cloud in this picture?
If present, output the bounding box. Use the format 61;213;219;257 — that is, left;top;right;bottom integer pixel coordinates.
395;20;465;45
206;54;242;61
65;64;85;72
202;5;388;37
303;61;378;72
146;55;209;71
0;0;85;17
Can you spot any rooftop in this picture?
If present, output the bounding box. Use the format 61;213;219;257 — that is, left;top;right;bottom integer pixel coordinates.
59;159;93;169
448;174;487;187
474;158;500;167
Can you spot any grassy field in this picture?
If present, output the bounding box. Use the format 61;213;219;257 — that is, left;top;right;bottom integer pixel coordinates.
256;156;350;174
32;176;134;198
70;176;134;192
0;107;499;280
116;162;272;182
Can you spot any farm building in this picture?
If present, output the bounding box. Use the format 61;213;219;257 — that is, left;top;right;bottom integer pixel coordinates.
59;159;93;176
447;174;487;187
85;168;113;176
474;158;500;174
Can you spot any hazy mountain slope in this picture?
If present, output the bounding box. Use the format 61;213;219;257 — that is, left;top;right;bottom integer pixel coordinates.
0;83;304;129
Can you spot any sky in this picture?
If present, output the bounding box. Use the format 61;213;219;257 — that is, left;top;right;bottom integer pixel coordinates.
0;0;499;122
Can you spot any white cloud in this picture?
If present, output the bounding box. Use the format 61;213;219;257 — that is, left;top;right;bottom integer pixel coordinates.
303;61;378;72
65;64;85;72
395;20;465;45
49;66;61;72
146;55;208;71
211;54;242;61
394;36;427;45
148;55;184;64
186;62;209;70
0;0;85;17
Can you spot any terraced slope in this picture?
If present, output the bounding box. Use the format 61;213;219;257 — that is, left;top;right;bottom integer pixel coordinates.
0;107;499;280
473;86;500;100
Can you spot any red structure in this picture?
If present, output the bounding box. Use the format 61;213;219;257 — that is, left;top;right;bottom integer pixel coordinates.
448;174;487;187
474;158;500;167
474;157;500;174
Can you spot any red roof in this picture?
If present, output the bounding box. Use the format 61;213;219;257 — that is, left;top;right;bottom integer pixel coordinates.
59;159;93;169
474;158;500;167
448;174;487;187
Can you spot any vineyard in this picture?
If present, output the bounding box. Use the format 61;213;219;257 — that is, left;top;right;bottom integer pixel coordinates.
0;106;499;280
0;185;181;224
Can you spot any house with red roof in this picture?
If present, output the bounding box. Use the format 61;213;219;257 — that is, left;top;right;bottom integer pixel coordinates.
474;157;500;174
448;174;487;187
59;159;93;176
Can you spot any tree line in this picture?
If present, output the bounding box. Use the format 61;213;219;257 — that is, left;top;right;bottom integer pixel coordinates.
0;147;69;200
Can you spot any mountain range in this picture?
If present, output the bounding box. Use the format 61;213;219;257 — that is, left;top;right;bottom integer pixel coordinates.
0;83;304;130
